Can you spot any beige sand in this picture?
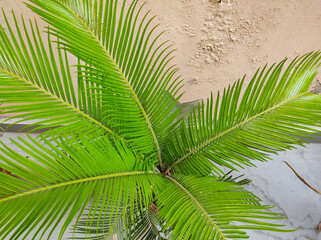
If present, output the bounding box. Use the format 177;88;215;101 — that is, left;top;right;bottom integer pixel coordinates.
145;0;321;102
1;0;321;103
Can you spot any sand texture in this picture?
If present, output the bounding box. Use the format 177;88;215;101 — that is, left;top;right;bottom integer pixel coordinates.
1;0;321;102
143;0;321;102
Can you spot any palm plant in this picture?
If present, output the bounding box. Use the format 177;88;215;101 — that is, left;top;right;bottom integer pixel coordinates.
0;0;321;239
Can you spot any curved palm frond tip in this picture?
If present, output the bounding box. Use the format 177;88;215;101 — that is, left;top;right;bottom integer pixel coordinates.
0;134;162;239
164;52;321;176
25;0;183;164
0;0;321;239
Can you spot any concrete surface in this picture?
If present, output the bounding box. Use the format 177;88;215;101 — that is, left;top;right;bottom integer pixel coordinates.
240;145;321;240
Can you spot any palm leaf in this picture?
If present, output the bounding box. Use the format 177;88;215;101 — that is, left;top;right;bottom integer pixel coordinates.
118;207;170;240
1;0;321;239
0;11;118;138
26;0;184;166
0;134;163;239
164;52;321;175
156;174;290;240
75;204;169;240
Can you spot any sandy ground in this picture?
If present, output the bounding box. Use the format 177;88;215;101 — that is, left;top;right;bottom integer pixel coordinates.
1;0;321;103
145;0;321;102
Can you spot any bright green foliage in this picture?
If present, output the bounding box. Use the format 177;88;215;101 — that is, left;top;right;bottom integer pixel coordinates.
75;202;172;239
0;135;161;239
164;53;321;176
157;174;289;240
0;0;320;239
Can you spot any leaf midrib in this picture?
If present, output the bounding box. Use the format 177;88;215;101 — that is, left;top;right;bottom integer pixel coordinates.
0;67;117;136
57;1;163;167
0;171;156;204
166;176;227;240
167;92;307;172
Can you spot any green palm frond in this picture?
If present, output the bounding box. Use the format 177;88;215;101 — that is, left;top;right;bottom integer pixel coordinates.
164;52;321;175
0;135;162;239
0;11;115;137
119;207;171;240
75;204;169;240
1;0;321;239
156;174;290;240
26;0;183;164
220;170;252;186
74;203;126;239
